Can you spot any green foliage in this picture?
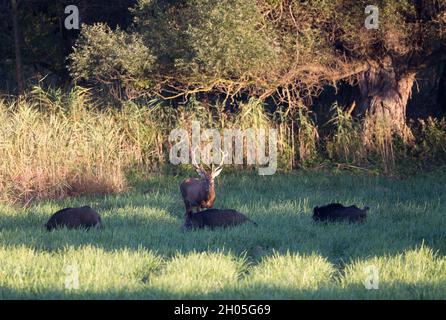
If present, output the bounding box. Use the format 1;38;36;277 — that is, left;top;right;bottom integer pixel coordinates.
181;0;277;82
69;24;155;88
71;0;278;95
418;117;446;163
333;0;417;58
68;0;445;110
326;103;363;164
233;98;271;130
0;0;138;92
295;108;320;167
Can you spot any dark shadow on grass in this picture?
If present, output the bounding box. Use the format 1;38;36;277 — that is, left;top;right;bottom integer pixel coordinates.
0;201;445;265
1;169;446;266
1;279;445;299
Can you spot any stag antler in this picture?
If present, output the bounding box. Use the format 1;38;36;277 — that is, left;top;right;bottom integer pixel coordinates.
191;145;227;178
214;148;227;171
190;145;205;177
211;148;227;178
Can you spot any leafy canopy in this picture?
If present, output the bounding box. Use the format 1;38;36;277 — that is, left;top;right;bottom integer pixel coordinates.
70;0;446;102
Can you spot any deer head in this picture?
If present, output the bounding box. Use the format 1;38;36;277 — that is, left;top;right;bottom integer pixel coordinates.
191;146;227;183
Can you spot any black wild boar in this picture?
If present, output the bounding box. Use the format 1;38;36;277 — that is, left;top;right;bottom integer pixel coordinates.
182;208;257;230
313;203;369;223
45;206;102;231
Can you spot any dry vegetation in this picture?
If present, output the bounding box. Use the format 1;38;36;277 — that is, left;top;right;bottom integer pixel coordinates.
0;86;445;204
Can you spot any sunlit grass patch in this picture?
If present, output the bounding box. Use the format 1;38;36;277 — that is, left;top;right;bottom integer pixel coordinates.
146;251;245;298
235;252;335;299
246;253;335;289
338;246;446;299
0;245;162;299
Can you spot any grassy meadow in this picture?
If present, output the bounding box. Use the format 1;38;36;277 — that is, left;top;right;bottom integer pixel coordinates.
1;170;445;299
1;0;446;302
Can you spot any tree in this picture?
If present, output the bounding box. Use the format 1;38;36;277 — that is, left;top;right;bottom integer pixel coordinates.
70;0;446;139
11;0;24;94
70;0;278;99
0;0;137;92
332;0;446;142
438;61;446;113
262;0;446;141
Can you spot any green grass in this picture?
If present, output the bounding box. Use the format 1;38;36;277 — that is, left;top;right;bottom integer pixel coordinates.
1;169;446;299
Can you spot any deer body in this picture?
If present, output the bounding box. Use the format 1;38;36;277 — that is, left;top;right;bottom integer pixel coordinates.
180;177;216;214
180;147;226;214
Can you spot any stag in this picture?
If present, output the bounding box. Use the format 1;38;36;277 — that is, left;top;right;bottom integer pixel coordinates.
180;147;226;215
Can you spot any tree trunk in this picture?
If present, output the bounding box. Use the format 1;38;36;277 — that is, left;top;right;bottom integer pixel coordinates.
11;0;24;95
356;57;416;145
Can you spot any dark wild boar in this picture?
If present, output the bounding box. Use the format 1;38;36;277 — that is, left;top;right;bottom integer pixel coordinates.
313;203;369;223
180;147;227;214
182;208;257;230
45;206;102;231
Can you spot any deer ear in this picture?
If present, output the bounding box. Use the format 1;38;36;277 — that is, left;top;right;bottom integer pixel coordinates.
212;167;223;179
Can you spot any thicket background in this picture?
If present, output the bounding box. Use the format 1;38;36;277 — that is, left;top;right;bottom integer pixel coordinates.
1;0;445;203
